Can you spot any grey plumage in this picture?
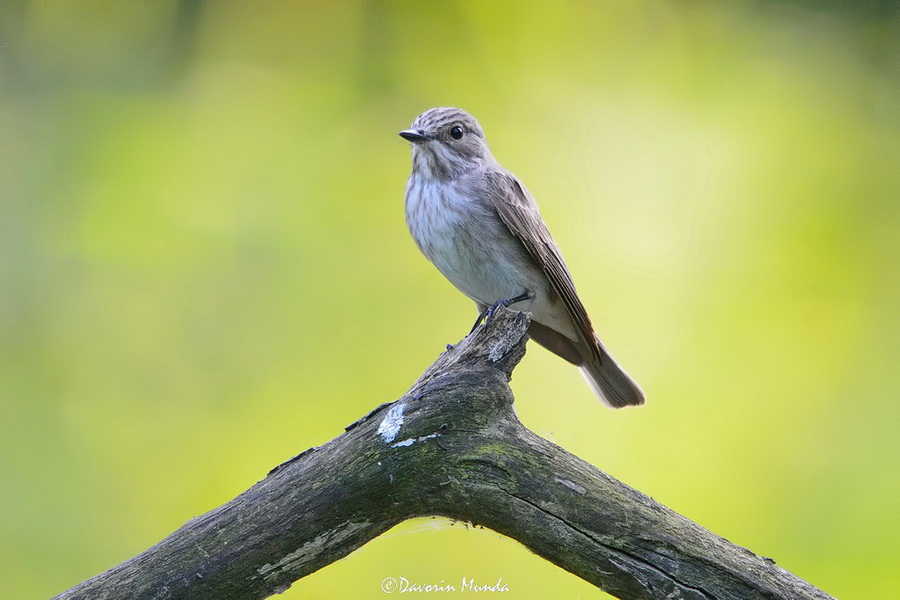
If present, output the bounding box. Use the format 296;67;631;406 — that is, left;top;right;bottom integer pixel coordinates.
400;107;644;408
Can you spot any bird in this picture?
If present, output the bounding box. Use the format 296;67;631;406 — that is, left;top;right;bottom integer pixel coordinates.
399;107;644;408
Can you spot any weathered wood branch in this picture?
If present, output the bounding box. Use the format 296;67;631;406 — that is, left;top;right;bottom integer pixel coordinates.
54;308;833;600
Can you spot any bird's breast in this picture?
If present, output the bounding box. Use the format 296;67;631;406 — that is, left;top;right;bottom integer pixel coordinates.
404;176;548;310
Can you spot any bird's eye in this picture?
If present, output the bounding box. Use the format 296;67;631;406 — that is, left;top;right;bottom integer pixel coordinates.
449;126;464;140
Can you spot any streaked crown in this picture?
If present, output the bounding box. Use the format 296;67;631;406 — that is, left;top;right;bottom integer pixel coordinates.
409;107;483;137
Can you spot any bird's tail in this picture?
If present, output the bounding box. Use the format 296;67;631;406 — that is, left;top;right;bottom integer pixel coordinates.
579;336;645;409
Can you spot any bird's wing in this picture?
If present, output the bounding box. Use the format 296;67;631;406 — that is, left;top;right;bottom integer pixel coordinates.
486;170;601;365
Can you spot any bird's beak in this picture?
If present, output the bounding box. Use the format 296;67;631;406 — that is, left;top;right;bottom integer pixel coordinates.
399;129;429;142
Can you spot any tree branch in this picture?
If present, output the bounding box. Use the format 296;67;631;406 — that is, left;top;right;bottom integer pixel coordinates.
54;308;833;600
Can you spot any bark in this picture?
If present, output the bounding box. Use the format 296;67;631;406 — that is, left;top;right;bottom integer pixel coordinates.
54;308;833;600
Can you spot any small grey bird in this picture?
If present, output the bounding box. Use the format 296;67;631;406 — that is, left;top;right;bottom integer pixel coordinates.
400;107;644;408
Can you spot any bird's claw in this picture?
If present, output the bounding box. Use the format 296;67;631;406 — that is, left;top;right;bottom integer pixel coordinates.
469;291;533;333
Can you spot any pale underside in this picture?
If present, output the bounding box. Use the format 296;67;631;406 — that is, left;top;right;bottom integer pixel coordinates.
405;174;579;343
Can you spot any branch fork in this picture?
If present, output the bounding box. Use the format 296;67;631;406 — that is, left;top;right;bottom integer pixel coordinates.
54;308;832;600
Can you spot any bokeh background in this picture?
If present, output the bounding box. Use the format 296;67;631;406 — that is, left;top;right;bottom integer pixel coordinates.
2;2;897;598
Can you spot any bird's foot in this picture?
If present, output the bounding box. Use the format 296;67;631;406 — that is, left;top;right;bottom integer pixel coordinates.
469;291;534;333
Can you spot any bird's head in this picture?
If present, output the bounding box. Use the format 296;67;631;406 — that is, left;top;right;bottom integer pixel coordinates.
400;107;492;179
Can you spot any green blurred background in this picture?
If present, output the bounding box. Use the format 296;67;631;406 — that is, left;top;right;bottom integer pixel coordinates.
1;2;897;598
